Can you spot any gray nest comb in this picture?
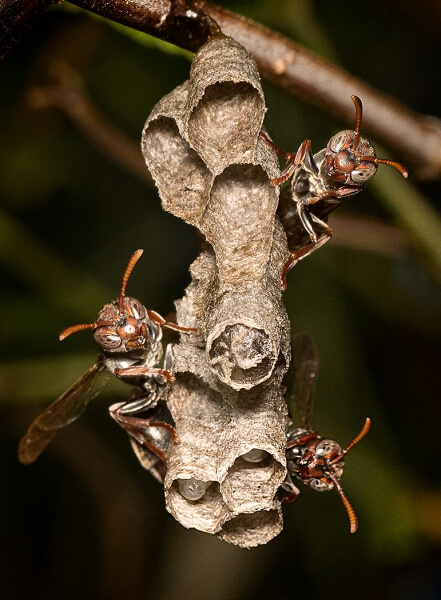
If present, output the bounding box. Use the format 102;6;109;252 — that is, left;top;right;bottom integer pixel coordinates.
142;34;292;548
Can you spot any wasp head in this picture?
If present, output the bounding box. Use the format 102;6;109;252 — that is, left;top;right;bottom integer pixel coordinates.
285;418;371;533
286;429;344;491
325;96;408;188
92;296;152;352
59;250;155;354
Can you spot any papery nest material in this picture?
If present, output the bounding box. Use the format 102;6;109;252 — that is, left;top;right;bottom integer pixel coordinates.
141;35;292;547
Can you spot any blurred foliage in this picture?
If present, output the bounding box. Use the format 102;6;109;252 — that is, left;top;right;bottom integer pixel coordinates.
1;1;441;599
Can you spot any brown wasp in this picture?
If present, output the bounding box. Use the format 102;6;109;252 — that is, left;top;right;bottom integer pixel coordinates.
261;96;408;287
281;334;371;533
18;249;199;466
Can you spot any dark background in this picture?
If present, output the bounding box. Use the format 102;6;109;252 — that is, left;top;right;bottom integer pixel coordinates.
1;1;441;599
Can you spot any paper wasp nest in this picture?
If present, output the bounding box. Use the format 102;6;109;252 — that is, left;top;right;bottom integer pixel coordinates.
142;35;291;547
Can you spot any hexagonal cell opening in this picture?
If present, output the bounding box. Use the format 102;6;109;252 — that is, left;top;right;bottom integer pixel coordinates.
166;480;226;534
218;509;283;548
220;450;285;514
208;324;275;389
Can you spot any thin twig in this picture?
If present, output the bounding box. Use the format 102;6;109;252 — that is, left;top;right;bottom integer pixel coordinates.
0;0;54;59
70;0;220;50
2;0;441;178
27;59;153;185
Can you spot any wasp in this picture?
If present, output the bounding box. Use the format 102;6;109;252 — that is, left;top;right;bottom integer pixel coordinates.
18;249;199;466
109;346;177;483
261;96;408;287
281;334;371;533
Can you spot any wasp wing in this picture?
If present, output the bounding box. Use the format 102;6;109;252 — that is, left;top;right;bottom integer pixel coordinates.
288;333;319;430
129;438;167;484
18;357;110;465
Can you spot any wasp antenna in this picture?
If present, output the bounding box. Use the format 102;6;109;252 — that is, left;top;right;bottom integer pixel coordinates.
343;417;372;455
59;322;96;341
359;154;408;178
331;475;358;534
351;95;363;149
118;249;144;313
330;418;371;465
376;157;409;178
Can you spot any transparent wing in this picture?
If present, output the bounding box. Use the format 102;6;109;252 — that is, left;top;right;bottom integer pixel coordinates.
288;333;319;429
18;358;110;465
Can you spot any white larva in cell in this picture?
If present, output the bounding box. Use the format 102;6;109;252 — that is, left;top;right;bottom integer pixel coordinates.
242;449;269;463
178;478;212;501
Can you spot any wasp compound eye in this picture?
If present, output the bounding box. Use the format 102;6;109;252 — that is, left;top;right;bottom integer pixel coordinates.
327;130;352;153
286;445;305;460
93;328;122;350
310;478;331;492
125;297;147;320
351;165;377;183
316;439;341;457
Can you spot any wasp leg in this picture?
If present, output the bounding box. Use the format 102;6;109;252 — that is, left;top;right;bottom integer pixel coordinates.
259;132;314;186
147;310;199;336
304;186;357;208
309;214;333;240
281;491;300;505
110;406;179;462
116;411;179;443
270;140;313;186
295;187;353;247
280;478;300;505
115;366;176;382
298;202;320;243
286;432;319;449
259;131;294;159
280;226;332;289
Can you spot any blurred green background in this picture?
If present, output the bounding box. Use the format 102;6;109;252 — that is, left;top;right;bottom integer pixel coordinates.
1;1;441;599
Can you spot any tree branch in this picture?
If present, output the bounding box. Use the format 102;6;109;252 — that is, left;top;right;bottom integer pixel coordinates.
0;0;54;59
2;1;441;179
26;59;152;185
71;0;220;50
